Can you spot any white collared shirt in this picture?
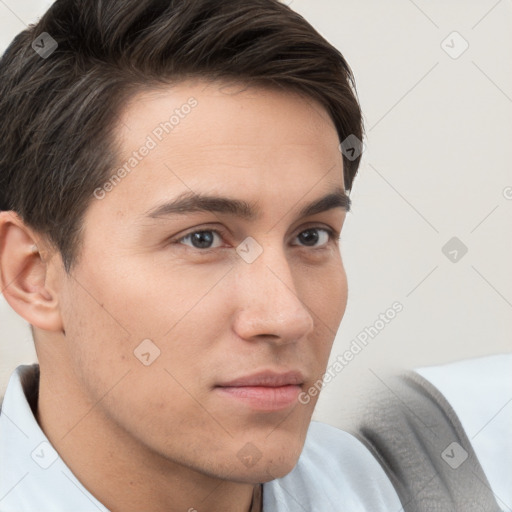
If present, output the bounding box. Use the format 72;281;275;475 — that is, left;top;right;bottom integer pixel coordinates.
0;365;401;512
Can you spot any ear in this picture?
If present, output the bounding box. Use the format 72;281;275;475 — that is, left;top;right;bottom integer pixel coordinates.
0;211;63;332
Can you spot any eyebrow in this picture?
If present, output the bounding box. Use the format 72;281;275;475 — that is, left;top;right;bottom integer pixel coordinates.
145;188;351;220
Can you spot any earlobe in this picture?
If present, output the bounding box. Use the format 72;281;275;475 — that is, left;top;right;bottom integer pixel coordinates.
0;211;63;332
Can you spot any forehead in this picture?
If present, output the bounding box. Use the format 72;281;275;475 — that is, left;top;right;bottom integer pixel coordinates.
118;80;339;158
93;80;344;220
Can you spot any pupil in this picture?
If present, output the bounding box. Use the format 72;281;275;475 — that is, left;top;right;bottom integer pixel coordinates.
192;231;214;248
299;229;318;246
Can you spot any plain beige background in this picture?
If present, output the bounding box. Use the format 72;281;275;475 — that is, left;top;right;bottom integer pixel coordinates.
1;0;511;428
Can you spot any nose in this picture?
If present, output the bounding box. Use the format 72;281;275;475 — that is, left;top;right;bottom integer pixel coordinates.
231;246;315;345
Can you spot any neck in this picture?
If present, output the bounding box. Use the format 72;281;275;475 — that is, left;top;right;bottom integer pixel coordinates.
36;366;259;512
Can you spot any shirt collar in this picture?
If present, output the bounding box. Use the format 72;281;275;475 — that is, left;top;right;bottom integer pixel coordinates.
0;365;109;512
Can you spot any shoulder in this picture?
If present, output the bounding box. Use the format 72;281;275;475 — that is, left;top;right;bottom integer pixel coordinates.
263;421;401;512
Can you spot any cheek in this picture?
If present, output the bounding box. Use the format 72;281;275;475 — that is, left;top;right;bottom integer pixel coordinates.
58;269;222;445
93;256;232;340
60;257;230;399
333;264;349;326
315;258;348;353
59;273;131;399
298;255;348;333
293;256;348;380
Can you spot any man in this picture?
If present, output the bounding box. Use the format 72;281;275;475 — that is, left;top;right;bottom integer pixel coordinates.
3;1;509;511
0;0;400;510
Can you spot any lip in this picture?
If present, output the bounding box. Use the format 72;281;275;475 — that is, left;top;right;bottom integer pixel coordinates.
215;370;305;411
217;370;305;388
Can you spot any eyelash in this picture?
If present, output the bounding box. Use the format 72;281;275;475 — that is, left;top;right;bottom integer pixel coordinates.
174;226;340;251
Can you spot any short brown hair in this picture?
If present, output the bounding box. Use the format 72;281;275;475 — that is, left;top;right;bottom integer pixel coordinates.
0;0;363;270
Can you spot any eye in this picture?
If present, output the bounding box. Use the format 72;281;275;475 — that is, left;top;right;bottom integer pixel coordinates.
174;226;338;251
177;229;224;249
293;227;337;248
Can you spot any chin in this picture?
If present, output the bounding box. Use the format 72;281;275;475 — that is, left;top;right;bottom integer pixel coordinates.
229;439;304;484
228;457;300;485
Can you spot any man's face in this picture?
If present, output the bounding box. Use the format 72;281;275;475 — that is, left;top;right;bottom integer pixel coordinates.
53;81;349;482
